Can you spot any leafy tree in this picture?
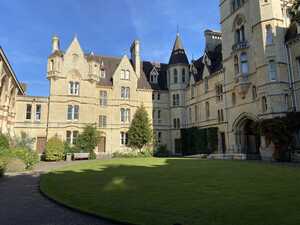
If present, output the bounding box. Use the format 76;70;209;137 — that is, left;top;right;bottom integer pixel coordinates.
128;105;152;152
75;125;100;159
288;0;300;22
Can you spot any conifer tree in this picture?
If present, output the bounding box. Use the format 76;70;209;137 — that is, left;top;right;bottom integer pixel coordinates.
128;105;152;152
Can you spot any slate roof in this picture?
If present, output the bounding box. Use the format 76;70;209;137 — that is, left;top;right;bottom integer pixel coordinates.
169;34;189;65
191;43;223;82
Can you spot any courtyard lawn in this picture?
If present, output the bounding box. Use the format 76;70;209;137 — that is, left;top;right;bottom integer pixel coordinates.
40;158;300;225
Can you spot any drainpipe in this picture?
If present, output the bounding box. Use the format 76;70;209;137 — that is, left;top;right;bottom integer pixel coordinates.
285;42;298;111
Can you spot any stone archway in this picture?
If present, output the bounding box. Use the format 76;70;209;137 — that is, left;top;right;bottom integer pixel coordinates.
233;114;261;159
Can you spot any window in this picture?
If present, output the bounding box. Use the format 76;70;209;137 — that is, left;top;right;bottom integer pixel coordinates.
69;81;80;95
234;55;239;75
120;132;128;145
205;102;210;119
157;110;161;122
252;86;257;100
157;132;162;144
218;109;224;123
172;94;180;106
100;69;106;78
191;85;195;99
240;52;249;75
232;0;245;11
66;131;79;145
49;59;54;71
173;118;180;129
235;25;245;43
67;105;79;121
35;104;41;121
174;69;178;84
232;92;236;106
189;107;192;123
26;104;32;120
157;92;160;100
266;25;273;45
150;72;158;83
195;105;198;122
216;84;223;102
182;68;186;83
262;96;268;112
121;87;130;99
297;57;300;78
100;91;107;106
120;108;130;123
99;115;107;128
204;77;209;93
268;60;277;81
120;70;130;80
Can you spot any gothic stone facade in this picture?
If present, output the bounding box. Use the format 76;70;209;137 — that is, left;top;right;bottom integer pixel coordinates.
13;0;300;157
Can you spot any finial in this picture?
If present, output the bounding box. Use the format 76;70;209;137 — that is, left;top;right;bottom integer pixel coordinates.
177;24;180;36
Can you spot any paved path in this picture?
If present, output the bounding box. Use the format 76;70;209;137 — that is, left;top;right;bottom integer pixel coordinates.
0;161;119;225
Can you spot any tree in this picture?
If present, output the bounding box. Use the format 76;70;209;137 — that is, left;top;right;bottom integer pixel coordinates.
75;125;100;159
128;105;152;152
288;0;300;22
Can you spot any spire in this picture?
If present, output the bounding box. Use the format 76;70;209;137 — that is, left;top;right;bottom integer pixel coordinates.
169;33;189;65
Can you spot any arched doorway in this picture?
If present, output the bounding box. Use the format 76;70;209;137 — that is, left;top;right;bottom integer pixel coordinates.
234;114;261;159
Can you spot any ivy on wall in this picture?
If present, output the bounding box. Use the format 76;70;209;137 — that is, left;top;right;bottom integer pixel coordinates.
181;127;219;156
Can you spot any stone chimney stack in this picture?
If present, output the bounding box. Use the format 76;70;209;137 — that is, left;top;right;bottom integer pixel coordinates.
52;35;60;53
204;30;222;52
130;40;141;77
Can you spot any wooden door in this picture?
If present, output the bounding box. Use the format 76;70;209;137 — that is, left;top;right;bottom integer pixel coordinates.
98;136;106;153
36;137;46;154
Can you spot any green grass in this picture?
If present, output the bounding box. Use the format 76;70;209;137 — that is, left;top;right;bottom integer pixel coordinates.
40;158;300;225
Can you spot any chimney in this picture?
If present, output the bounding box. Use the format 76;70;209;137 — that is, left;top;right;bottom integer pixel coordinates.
52;35;60;53
204;30;222;52
130;40;141;77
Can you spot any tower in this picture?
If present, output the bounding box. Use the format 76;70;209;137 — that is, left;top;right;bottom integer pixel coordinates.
167;33;189;154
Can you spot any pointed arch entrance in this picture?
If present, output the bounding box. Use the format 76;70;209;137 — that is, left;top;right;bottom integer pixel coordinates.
233;113;261;159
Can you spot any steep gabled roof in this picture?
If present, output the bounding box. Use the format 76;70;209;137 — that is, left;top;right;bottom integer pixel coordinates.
169;34;189;65
142;61;168;90
191;43;223;82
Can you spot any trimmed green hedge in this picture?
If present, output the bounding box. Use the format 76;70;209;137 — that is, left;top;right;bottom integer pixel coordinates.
181;127;219;156
45;136;65;161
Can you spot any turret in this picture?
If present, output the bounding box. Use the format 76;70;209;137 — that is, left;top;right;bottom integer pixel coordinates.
130;40;141;78
47;35;63;78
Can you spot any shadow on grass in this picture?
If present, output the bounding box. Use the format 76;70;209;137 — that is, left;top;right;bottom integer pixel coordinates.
40;158;300;225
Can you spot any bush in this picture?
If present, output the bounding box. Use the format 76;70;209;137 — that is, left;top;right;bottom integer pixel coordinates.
11;148;39;170
0;133;9;150
5;158;26;173
64;142;76;155
0;157;7;177
154;145;170;157
45;136;65;161
112;150;153;158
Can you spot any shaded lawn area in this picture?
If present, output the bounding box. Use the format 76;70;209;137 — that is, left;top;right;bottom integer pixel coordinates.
40;158;300;225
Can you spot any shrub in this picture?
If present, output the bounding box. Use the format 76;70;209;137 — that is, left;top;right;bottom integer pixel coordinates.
0;156;7;177
112;150;153;158
11;148;39;170
0;133;9;151
75;125;100;157
154;145;170;157
45;136;65;161
5;158;26;173
64;142;76;155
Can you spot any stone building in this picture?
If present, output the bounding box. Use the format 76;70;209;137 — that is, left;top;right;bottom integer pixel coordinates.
13;0;300;158
0;47;25;136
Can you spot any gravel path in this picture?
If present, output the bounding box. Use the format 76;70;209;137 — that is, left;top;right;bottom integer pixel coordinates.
0;161;119;225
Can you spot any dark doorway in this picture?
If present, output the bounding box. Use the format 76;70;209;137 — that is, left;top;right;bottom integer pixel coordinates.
220;132;226;154
175;139;182;155
36;137;46;154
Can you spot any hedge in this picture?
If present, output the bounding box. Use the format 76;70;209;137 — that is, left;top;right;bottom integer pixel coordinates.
181;127;219;156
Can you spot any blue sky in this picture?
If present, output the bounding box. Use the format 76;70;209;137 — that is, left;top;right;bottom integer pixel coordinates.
0;0;220;96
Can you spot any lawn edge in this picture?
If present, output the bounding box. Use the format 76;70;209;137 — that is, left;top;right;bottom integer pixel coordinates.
39;174;136;225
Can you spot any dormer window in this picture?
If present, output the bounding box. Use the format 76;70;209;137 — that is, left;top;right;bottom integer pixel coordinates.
150;69;158;83
100;69;106;79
